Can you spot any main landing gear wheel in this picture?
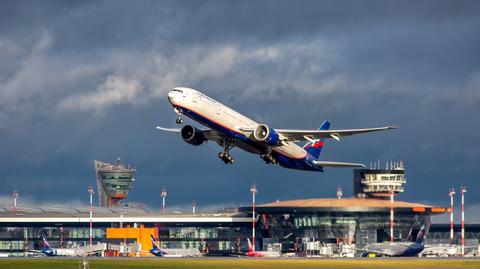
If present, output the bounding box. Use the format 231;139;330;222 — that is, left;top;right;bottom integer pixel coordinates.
218;138;236;164
260;147;278;164
218;152;234;164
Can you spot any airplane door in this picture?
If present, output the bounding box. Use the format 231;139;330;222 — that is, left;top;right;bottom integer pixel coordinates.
216;103;221;115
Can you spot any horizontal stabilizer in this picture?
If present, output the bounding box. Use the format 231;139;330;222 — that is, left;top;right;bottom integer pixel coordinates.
312;160;366;168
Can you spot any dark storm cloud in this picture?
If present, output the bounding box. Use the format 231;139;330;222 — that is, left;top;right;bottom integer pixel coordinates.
0;0;479;217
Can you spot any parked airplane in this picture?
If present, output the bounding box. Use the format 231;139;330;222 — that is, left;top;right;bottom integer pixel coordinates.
149;235;167;257
360;225;426;257
149;235;201;257
246;238;281;257
29;236;105;257
157;87;397;171
30;236;76;256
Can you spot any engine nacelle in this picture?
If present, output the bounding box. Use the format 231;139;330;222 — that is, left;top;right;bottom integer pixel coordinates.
253;124;280;146
181;125;206;146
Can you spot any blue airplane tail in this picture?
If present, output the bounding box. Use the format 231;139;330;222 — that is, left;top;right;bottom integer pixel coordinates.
42;235;51;250
415;225;426;245
150;234;159;250
303;120;330;159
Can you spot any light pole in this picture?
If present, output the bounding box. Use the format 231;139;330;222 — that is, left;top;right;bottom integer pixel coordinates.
250;184;257;252
390;188;394;242
449;187;455;245
461;186;467;256
192;200;196;214
161;188;167;214
12;190;18;214
88;185;94;246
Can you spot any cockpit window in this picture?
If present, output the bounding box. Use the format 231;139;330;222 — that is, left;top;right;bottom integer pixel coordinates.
173;89;183;93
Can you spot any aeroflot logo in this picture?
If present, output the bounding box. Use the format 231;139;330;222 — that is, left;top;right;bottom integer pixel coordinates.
306;141;324;148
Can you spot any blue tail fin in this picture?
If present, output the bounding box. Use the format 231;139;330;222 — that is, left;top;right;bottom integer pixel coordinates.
150;234;158;250
303;121;330;159
415;225;426;245
42;235;51;250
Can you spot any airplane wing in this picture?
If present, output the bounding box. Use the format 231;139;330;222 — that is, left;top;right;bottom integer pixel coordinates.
276;126;398;142
155;126;181;132
312;160;365;168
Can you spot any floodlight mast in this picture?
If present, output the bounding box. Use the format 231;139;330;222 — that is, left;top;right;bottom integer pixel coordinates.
88;185;94;246
250;184;258;252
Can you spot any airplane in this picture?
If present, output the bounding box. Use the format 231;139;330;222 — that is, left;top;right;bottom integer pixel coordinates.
149;235;167;257
157;87;397;171
30;236;76;256
149;234;202;257
359;225;426;257
246;238;281;257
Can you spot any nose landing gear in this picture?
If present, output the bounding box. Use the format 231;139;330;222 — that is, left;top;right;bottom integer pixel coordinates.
174;107;183;124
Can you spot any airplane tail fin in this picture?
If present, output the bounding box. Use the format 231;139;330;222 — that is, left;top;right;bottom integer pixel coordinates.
303;120;330;160
415;225;426;245
42;235;51;250
247;238;253;252
150;234;159;250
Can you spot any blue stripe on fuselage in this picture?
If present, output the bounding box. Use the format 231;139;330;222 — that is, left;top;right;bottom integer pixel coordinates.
175;105;324;172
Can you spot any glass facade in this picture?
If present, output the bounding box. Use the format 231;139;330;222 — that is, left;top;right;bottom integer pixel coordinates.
256;210;431;252
0;225;251;255
1;206;476;256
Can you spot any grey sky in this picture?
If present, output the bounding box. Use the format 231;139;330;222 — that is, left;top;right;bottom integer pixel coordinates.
0;1;479;215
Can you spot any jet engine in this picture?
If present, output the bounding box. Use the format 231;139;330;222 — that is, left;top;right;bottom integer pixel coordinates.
181;125;206;146
253;124;280;146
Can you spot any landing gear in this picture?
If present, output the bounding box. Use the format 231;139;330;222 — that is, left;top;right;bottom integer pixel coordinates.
260;147;278;164
218;138;235;164
219;152;234;164
174;107;183;125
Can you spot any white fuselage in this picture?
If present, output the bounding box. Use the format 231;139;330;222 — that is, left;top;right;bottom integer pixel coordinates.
167;87;307;160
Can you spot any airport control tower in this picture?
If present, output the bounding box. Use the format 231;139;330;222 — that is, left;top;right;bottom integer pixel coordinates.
94;158;136;207
353;161;406;199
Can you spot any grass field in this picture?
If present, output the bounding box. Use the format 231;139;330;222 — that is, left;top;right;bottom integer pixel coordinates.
1;258;480;269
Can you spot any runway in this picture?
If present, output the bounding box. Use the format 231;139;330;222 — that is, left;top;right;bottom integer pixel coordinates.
1;257;480;269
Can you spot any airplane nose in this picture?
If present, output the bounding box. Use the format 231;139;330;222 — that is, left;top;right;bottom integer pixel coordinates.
168;91;175;100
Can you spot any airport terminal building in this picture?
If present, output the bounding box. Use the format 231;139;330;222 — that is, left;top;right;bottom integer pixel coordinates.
0;163;477;256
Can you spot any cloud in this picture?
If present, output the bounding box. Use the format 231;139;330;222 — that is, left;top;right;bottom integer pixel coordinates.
58;75;144;112
0;1;479;208
0;30;52;112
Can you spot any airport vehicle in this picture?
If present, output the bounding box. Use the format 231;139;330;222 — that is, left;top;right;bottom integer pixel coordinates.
360;225;425;257
157;87;397;171
246;238;281;257
149;235;201;257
